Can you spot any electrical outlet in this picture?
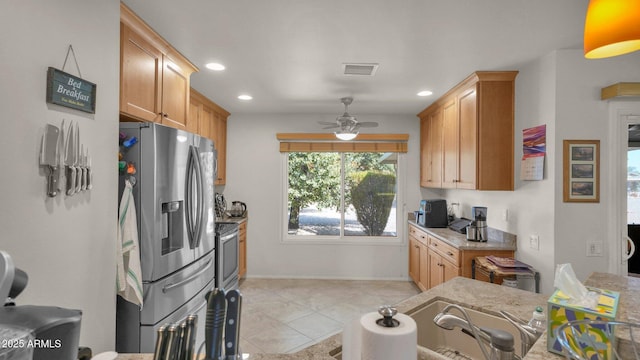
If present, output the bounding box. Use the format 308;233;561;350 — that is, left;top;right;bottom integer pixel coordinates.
530;234;539;250
502;209;509;221
586;241;603;257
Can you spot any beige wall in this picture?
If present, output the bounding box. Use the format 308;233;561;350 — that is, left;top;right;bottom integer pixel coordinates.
0;0;120;352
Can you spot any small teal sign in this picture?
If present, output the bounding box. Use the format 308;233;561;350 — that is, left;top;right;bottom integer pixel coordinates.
46;67;96;114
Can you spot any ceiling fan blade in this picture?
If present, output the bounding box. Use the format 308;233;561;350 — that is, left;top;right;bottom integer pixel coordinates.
357;122;379;128
323;124;340;129
318;121;338;125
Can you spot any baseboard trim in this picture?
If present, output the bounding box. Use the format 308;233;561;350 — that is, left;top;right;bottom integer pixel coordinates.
242;274;411;282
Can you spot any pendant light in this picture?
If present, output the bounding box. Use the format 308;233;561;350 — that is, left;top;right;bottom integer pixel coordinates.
584;0;640;59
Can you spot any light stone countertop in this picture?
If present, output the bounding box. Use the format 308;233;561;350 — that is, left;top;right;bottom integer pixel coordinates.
116;272;639;360
408;220;517;251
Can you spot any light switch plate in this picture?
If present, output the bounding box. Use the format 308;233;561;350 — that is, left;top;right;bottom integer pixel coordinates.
530;235;539;250
586;241;603;257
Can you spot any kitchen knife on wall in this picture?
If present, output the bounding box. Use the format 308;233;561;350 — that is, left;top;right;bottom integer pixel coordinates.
75;122;82;193
57;119;66;194
40;124;60;197
204;289;227;360
65;122;76;195
86;150;92;190
224;289;242;358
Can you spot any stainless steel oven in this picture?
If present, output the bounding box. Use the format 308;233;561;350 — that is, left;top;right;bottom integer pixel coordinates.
215;223;239;291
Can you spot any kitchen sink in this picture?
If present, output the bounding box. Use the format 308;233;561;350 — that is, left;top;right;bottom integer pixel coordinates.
333;298;524;360
408;299;524;360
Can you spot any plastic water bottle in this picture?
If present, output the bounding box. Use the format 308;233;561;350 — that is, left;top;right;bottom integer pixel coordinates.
528;306;546;334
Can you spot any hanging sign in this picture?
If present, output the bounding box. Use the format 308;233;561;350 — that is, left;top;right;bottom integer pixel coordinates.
46;67;96;114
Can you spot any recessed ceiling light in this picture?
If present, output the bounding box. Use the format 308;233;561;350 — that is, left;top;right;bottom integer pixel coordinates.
417;90;433;97
238;94;253;100
205;62;225;71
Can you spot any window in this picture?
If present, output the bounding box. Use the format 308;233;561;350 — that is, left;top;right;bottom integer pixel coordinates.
628;148;640;224
285;152;399;239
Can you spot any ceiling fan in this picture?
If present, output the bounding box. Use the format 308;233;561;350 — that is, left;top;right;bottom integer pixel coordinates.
319;97;378;140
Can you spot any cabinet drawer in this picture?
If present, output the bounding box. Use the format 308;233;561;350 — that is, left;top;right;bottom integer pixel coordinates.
409;225;429;245
428;236;460;266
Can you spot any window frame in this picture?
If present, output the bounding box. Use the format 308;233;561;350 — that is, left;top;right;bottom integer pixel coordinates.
281;151;405;245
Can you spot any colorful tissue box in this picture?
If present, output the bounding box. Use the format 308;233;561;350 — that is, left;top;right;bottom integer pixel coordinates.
547;287;620;358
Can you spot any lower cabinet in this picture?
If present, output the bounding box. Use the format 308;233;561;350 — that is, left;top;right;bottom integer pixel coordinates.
408;223;514;290
427;248;460;288
238;220;247;278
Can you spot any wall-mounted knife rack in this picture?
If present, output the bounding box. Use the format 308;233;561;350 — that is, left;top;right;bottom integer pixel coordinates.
39;119;92;198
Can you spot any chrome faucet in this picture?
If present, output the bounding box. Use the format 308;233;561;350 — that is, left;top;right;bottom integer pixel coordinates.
499;311;542;358
434;304;519;360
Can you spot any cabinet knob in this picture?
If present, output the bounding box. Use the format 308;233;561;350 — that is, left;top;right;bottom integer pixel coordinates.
163;113;168;117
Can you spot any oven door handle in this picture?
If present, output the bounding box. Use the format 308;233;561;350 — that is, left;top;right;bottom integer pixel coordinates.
162;258;213;293
220;231;239;242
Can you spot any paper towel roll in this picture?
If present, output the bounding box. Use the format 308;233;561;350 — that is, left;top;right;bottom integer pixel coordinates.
358;311;417;360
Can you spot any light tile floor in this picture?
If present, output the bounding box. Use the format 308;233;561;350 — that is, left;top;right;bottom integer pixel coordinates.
237;278;420;354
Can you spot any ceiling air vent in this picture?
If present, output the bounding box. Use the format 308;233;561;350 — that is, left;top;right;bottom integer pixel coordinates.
342;63;379;76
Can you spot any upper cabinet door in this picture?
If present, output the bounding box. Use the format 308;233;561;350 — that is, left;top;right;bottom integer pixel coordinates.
160;55;191;130
120;23;162;123
213;112;227;185
417;71;517;191
441;99;458;189
120;3;197;128
457;87;477;190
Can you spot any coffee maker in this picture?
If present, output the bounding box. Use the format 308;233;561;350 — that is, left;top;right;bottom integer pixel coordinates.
0;251;84;360
466;206;488;241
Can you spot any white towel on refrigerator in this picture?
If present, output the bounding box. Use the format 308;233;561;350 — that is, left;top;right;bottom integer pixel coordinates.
116;179;144;307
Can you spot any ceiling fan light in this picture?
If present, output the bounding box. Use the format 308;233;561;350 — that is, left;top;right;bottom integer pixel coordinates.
584;0;640;59
335;131;358;141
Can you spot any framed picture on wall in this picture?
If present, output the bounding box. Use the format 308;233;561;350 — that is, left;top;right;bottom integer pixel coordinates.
563;140;600;203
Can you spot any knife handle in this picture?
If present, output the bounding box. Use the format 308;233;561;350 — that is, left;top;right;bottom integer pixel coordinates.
163;324;179;360
182;315;197;360
174;321;187;360
153;325;168;360
205;289;226;360
75;165;82;193
224;290;242;357
47;167;58;197
67;165;76;195
86;167;92;190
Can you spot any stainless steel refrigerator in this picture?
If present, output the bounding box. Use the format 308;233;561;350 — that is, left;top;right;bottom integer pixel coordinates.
116;122;217;353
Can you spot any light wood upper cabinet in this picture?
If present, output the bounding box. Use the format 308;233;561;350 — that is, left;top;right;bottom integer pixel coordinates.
190;88;230;185
418;71;518;191
213;112;227;185
120;3;197;130
457;86;478;189
441;99;458;188
119;23;162;123
160;55;192;130
420;108;443;188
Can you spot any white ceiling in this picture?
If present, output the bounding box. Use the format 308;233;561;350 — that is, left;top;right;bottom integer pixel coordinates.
121;0;589;116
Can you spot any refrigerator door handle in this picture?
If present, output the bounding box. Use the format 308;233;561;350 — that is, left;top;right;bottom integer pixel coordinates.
185;146;197;249
191;146;204;248
162;258;213;293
